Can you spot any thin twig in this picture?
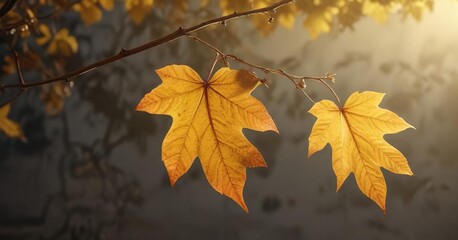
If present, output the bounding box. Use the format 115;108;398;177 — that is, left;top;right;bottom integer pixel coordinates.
298;88;316;104
206;53;221;83
0;43;27;107
187;34;346;106
188;34;229;67
187;34;324;105
19;54;55;79
0;0;18;18
8;43;26;86
319;78;341;108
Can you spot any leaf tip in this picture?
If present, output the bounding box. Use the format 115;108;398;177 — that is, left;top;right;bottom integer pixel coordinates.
227;194;249;212
397;115;415;130
406;169;414;176
307;143;320;158
135;101;146;112
376;199;387;214
240;202;249;213
169;178;178;187
272;125;280;134
262;113;279;134
230;193;249;213
335;182;343;192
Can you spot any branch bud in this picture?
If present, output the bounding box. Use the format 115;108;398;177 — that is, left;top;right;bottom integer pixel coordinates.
298;79;306;89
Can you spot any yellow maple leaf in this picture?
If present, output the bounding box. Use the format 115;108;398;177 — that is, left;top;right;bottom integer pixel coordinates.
36;25;78;56
137;65;278;211
0;104;26;141
308;91;414;212
125;0;155;25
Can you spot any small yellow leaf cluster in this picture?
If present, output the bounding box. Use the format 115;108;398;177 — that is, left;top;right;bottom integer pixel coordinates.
209;0;434;38
36;24;78;57
42;0;157;27
73;0;114;25
125;0;155;25
297;0;433;38
0;104;26;142
0;9;35;38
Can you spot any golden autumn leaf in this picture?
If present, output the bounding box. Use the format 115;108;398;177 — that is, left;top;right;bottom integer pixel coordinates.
73;0;114;25
48;28;78;56
125;0;154;25
277;4;297;29
36;25;78;56
303;12;331;39
36;24;52;45
308;91;414;212
74;2;102;25
0;104;26;141
137;65;278;211
303;6;338;39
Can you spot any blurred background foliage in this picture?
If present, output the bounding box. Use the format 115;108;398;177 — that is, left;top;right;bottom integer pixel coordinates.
1;0;458;239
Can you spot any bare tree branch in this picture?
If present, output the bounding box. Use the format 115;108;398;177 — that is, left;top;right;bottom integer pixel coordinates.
0;0;294;108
